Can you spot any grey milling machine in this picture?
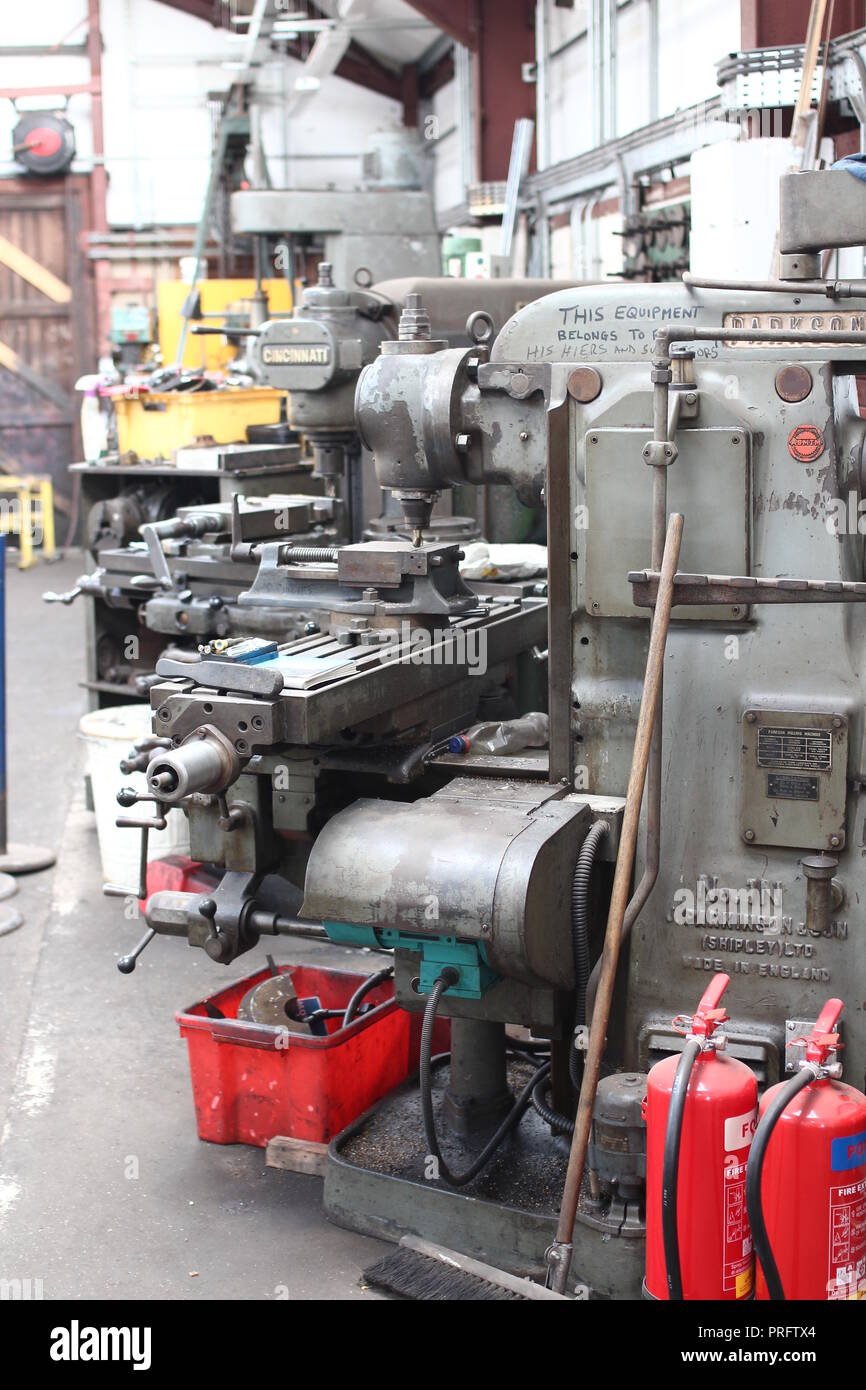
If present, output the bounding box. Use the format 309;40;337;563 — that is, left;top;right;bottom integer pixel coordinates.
223;264;580;544
48;274;572;697
112;169;866;1298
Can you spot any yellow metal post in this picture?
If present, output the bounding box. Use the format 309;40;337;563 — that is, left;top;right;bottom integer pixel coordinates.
17;485;32;570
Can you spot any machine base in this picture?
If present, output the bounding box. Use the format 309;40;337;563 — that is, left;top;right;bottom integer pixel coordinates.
0;905;23;937
0;843;57;874
0;871;18;900
323;1056;645;1299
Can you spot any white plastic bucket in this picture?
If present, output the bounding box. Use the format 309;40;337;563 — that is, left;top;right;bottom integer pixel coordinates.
79;703;190;888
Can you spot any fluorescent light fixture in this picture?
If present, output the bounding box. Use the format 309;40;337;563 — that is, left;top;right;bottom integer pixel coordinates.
273;18;335;31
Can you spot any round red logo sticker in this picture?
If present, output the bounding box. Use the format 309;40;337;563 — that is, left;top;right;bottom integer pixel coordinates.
788;424;825;462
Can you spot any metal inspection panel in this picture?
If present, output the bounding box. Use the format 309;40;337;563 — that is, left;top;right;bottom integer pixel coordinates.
584;426;750;620
741;709;848;851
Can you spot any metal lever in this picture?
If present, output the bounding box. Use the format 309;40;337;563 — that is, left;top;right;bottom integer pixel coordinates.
104;818;151;902
139;524;174;590
43;587;82;605
104;785;168;902
117;928;156;974
114;786;168;831
119;737;173;776
190;324;261;339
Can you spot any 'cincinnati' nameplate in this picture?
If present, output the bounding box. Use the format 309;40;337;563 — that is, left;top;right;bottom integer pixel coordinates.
261;344;331;366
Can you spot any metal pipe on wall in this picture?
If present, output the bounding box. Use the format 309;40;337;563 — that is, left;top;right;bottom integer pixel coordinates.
590;0;604;147
535;0;551;172
456;43;477;196
87;0;110;354
605;0;618;141
648;0;660;123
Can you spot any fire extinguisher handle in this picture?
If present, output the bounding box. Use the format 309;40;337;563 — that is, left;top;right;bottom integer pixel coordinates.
811;997;844;1042
695;971;730;1018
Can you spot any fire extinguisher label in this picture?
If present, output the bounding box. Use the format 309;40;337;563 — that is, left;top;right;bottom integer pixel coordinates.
723;1154;753;1297
831;1127;866;1172
827;1177;866;1300
724;1109;757;1152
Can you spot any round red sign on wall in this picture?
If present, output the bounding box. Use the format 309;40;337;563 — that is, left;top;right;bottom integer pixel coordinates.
787;424;825;462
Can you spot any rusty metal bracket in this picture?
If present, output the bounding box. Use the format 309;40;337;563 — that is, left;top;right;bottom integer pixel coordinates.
629;570;866;607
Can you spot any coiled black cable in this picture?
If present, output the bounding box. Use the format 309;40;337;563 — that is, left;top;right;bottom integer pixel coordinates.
745;1066;816;1301
570;820;609;1085
529;820;609;1133
342;965;394;1028
420;970;550;1188
531;1075;574;1136
662;1037;702;1300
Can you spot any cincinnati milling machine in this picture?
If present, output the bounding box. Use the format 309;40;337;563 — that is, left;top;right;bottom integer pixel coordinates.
234;262;578;545
112;169;866;1298
54;272;571;702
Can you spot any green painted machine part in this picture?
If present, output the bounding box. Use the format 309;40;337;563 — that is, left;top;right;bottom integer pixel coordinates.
322;922;498;999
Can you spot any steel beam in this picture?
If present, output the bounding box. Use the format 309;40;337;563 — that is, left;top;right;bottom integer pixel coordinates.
408;1;535;180
404;1;477;49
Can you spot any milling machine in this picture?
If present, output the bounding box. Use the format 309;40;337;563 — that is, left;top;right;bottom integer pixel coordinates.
113;169;866;1299
226;264;579;543
44;493;341;696
64;274;570;704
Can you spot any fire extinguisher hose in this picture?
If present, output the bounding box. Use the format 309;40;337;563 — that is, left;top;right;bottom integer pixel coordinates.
745;1066;816;1301
662;1037;702;1299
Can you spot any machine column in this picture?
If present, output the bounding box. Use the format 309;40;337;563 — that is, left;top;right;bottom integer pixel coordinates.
442;1018;513;1138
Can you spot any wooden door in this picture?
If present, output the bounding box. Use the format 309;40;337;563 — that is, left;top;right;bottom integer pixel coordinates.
0;176;94;525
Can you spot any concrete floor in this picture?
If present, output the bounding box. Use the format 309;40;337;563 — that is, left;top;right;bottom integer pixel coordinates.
0;555;388;1300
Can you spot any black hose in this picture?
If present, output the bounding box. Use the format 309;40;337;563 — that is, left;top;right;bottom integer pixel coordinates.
531;1076;574;1136
420;971;549;1188
662;1037;702;1300
746;1066;816;1301
342;965;394;1028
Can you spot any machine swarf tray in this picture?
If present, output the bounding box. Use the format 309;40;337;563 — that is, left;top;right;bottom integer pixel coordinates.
324;1057;645;1300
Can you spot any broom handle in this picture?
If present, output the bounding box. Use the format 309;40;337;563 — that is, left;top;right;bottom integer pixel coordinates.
547;511;684;1294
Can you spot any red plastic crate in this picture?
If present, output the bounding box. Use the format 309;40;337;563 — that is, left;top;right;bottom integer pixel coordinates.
139;855;220;913
177;962;449;1147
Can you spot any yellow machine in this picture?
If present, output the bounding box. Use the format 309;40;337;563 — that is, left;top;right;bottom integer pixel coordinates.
157;278;293;372
113;387;283;460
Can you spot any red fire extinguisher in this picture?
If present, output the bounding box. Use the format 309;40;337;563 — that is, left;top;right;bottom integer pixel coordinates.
644;973;758;1300
747;998;866;1301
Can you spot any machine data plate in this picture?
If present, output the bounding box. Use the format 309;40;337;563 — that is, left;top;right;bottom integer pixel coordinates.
741;709;847;850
